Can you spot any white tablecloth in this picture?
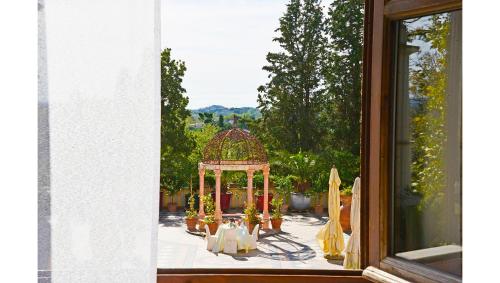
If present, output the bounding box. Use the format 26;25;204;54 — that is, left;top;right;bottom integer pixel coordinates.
212;223;253;253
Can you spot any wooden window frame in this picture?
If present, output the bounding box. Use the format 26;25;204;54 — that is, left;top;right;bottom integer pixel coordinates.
361;0;462;282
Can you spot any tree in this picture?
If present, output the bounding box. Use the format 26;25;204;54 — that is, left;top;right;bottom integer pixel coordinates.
160;48;195;193
321;0;364;155
257;0;327;153
198;112;215;125
218;114;224;128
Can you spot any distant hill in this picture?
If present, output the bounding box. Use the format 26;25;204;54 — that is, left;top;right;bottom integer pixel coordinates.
190;105;261;119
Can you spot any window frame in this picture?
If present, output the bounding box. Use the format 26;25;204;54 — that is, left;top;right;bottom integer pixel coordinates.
156;1;463;282
360;0;462;282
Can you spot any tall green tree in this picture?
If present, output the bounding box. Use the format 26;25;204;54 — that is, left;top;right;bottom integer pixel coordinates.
321;0;364;155
160;48;195;192
198;112;215;125
257;0;327;153
218;114;224;128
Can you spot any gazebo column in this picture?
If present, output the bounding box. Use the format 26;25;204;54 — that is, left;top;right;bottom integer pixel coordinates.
246;169;254;206
198;167;205;219
214;168;223;224
262;165;270;229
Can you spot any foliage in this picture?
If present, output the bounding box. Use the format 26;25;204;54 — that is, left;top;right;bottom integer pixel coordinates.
218;114;224;128
404;13;455;247
257;0;327;153
286;151;319;193
317;149;360;190
340;187;352;196
202;195;215;224
243;202;261;225
321;0;364;155
187;124;219;188
198;112;215;125
191;105;261;121
311;170;329;204
185;194;198;219
407;14;450;212
160;48;195;199
272;175;294;201
253;172;264;189
270;197;283;219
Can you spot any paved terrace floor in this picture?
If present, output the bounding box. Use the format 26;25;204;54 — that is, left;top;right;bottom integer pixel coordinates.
157;210;350;270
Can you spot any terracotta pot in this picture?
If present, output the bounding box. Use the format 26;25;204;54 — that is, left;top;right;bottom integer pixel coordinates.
247;222;260;237
167;202;177;213
207;222;218;235
186;217;198;231
198;219;206;230
340;195;352;232
271;218;282;231
256;193;273;212
281;203;289;213
314;204;324;216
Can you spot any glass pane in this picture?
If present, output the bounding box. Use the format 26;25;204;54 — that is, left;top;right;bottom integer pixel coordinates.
392;11;462;277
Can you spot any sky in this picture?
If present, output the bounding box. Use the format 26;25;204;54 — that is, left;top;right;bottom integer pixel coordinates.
161;0;289;109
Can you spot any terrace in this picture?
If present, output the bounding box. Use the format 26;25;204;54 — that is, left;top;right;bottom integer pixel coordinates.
157;211;350;269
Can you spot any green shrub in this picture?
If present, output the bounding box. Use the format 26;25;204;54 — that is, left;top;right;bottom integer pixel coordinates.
270;197;283;219
202;195;215;224
243;202;261;225
185;194;198;219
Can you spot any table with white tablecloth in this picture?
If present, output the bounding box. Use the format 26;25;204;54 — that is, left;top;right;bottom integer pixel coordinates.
211;223;254;253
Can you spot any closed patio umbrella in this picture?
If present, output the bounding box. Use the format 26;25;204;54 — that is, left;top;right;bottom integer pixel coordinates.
344;177;361;269
316;167;344;259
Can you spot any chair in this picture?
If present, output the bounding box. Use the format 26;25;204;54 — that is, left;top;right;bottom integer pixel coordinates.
249;224;259;250
223;228;237;254
205;225;217;251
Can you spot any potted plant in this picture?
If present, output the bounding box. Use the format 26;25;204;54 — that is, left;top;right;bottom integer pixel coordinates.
312;190;324;216
288;152;318;211
185;194;198;231
243;202;261;235
272;175;293;213
201;195;218;234
311;172;329;216
184;192;199;211
210;177;232;211
340;186;353;232
250;173;271;212
159;187;166;210
270;197;284;231
254;189;273;212
165;185;181;213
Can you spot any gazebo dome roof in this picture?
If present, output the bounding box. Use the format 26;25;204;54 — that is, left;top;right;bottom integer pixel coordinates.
202;127;268;165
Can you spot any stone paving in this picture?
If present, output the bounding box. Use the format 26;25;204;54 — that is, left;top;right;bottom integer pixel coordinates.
157;211;350;270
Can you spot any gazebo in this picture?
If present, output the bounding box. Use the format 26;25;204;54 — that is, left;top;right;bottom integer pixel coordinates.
198;125;271;228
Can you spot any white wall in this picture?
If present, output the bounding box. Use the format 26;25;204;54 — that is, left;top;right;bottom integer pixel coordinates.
39;0;160;282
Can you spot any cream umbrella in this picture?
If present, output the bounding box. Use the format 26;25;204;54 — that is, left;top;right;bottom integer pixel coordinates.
344;177;361;269
316;167;344;259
